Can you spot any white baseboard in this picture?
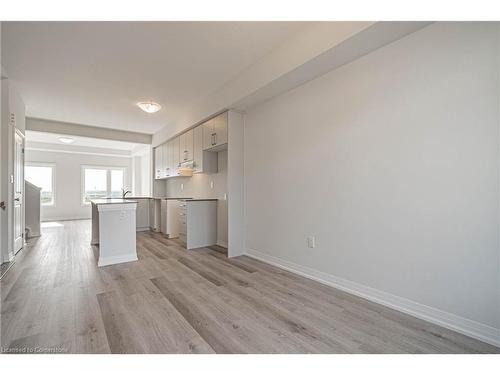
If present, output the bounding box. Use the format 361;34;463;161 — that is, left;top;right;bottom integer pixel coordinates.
217;241;228;249
98;254;138;267
245;248;500;348
136;227;151;232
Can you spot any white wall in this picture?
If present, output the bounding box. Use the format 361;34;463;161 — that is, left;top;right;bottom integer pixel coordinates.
25;149;132;221
165;151;228;247
131;150;151;197
244;22;500;343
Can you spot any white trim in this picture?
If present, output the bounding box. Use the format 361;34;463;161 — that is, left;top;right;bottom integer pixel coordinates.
98;254;138;267
245;247;500;348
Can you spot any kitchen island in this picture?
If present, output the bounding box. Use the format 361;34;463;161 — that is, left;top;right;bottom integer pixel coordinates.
90;198;138;267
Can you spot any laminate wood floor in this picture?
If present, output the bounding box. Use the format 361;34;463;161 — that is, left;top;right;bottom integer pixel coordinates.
1;220;498;354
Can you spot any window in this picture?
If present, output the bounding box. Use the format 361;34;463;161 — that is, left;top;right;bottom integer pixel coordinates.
25;163;56;206
82;166;126;204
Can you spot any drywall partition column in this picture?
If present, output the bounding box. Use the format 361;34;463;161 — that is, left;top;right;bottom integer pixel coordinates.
227;110;245;257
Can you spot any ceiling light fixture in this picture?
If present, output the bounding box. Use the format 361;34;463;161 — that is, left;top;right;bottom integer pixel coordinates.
58;136;74;144
137;101;162;114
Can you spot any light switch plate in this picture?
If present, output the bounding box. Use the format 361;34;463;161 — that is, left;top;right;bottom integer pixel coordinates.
210;181;214;189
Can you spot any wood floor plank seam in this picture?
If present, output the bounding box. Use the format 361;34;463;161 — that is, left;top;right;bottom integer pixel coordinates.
2;220;498;354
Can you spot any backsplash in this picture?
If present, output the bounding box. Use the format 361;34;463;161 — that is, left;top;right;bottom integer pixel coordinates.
166;150;228;246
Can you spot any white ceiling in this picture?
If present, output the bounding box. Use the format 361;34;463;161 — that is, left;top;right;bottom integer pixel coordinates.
25;130;142;151
2;22;308;134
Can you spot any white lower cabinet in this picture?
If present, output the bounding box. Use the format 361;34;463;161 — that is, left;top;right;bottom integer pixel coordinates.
178;200;217;249
160;199;182;238
135;198;150;231
149;198;161;232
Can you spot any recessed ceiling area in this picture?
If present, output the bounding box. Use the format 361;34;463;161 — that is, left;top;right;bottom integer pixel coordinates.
2;22;309;134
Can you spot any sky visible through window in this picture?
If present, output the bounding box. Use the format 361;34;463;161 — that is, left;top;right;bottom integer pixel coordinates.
83;167;124;203
25;165;54;205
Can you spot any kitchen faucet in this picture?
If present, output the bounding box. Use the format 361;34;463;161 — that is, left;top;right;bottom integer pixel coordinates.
121;188;132;198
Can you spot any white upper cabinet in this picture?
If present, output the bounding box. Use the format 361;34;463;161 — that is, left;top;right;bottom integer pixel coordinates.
214;112;228;146
179;129;194;163
154;112;228;179
168;137;180;177
202;112;228;151
162;142;170;177
154;146;163;179
202;118;215;150
194;125;217;174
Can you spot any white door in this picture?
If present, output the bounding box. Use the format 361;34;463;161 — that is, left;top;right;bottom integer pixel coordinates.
14;130;24;254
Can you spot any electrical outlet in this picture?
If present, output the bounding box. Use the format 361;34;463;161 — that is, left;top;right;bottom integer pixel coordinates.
180;183;184;191
307;236;316;248
210;181;214;189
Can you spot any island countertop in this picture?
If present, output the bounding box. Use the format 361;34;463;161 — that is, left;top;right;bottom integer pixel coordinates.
118;196;193;200
177;198;218;202
91;198;138;205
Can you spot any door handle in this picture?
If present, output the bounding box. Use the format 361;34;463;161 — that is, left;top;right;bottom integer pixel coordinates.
0;201;5;210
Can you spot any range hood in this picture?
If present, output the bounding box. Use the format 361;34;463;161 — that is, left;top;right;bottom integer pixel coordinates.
177;160;194;177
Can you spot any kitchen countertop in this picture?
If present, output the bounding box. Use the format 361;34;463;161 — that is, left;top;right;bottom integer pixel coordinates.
118;196;217;201
124;196;193;200
91;198;138;205
177;198;218;202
